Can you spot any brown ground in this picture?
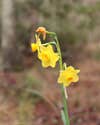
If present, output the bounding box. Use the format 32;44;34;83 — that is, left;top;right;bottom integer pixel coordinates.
0;51;100;125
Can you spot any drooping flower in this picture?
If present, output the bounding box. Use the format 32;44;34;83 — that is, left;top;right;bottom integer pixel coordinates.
38;45;59;68
31;43;38;52
58;66;80;87
36;27;47;40
31;36;41;52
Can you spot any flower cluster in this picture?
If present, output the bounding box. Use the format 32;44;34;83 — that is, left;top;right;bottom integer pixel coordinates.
31;27;59;68
31;27;80;87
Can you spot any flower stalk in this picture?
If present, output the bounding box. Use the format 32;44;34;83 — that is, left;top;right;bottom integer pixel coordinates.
55;35;70;125
31;27;80;125
47;31;70;125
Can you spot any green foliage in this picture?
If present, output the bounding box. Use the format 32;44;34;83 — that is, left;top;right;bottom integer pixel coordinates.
13;0;100;61
74;2;100;29
92;49;100;60
36;1;100;47
1;0;100;60
74;2;100;14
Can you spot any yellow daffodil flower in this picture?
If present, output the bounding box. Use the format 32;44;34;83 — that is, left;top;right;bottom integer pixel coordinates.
36;27;47;40
38;45;59;68
58;66;80;87
31;37;41;52
31;43;38;52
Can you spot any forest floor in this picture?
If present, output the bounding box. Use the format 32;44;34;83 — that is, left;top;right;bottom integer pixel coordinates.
0;43;100;125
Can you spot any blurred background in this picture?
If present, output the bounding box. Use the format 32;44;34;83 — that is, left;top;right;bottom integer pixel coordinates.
0;0;100;125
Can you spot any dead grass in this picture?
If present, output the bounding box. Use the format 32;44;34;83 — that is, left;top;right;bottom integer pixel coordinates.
0;56;100;125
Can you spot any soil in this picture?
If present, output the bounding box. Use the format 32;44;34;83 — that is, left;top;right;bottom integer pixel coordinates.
0;57;100;125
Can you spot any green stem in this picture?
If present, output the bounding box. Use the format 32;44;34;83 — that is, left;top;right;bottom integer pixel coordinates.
55;36;70;125
43;41;56;46
47;31;70;125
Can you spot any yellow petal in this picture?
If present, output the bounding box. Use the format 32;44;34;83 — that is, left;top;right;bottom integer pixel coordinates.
31;43;38;52
58;71;65;83
64;81;71;87
41;60;50;67
50;54;59;68
73;75;79;82
76;69;80;73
